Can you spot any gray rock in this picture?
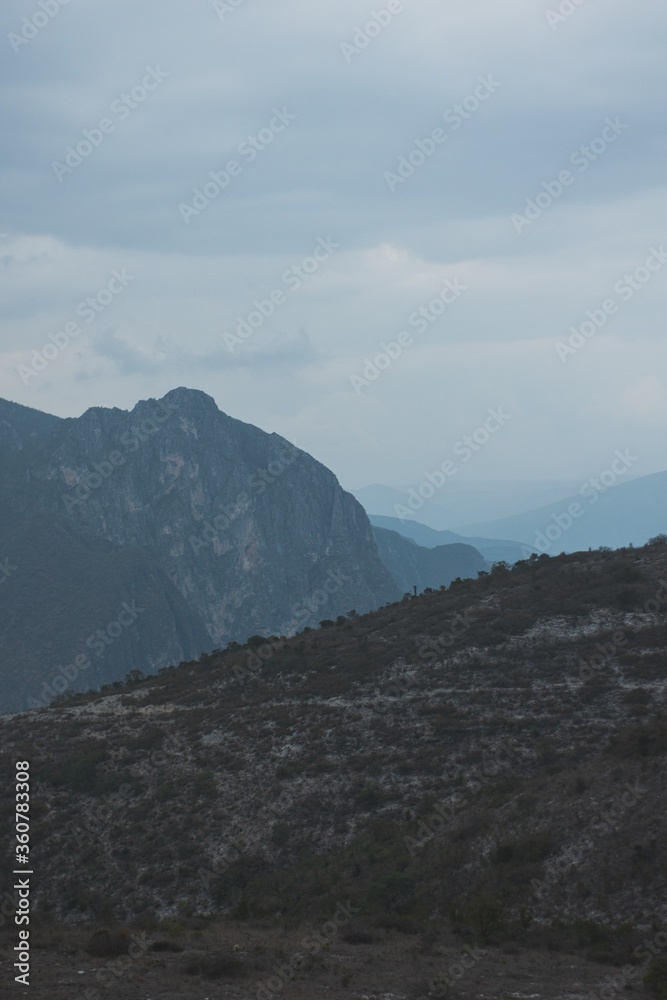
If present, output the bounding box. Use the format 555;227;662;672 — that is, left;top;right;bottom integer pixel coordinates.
0;388;398;712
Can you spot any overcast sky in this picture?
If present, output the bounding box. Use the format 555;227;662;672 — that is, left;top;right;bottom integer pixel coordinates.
1;0;665;493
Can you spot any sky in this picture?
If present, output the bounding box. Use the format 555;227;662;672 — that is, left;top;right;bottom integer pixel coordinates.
1;0;666;495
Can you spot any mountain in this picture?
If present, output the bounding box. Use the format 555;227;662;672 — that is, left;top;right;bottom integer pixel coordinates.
457;469;667;554
353;479;583;529
1;539;666;961
0;396;63;452
0;506;212;713
369;514;533;564
372;526;487;593
0;389;398;713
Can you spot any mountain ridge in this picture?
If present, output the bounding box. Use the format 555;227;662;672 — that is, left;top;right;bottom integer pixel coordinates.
457;469;667;553
0;388;399;712
372;525;487;593
368;514;533;564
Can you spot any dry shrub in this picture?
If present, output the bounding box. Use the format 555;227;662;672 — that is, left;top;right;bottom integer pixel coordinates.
181;949;245;979
85;928;131;957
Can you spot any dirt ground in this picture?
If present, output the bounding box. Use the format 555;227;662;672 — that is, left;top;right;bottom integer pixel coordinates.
0;921;653;1000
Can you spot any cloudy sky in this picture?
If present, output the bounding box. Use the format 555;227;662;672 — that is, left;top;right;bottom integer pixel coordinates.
1;0;665;495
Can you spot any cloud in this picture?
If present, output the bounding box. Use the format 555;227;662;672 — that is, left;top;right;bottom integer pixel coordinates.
86;326;319;378
622;375;667;423
0;0;665;493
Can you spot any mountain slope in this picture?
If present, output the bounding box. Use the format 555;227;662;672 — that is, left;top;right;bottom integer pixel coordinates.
0;396;64;454
0;540;666;941
0;388;398;712
372;525;487;593
0;507;212;713
369;514;533;563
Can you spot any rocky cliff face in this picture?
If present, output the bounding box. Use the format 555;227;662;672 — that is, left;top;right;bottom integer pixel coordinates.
0;389;398;711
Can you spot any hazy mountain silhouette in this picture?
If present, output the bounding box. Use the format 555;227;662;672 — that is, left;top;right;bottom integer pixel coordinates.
458;470;667;554
369;515;533;564
372;525;487;593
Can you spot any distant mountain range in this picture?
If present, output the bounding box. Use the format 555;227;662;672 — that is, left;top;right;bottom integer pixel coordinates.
357;469;667;557
353;479;583;529
457;469;667;553
369;515;533;565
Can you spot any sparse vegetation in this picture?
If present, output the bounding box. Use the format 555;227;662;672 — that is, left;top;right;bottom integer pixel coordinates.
0;541;665;993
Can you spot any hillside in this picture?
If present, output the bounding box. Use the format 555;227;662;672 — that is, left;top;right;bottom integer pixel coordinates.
1;540;666;960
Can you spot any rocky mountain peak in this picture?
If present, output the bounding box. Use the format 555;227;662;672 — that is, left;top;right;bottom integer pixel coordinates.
0;389;399;712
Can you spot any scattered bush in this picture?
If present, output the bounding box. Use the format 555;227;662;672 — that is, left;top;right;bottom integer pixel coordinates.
646;955;667;999
85;928;131;957
491;842;515;865
125;726;164;751
49;747;110;794
193;770;217;799
148;939;183;953
355;780;383;810
610;721;667;757
466;893;506;941
181;950;245;979
342;926;375;945
271;821;290;847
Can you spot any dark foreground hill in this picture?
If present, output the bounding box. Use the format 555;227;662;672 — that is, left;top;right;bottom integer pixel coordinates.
1;539;666;980
0;389;398;713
